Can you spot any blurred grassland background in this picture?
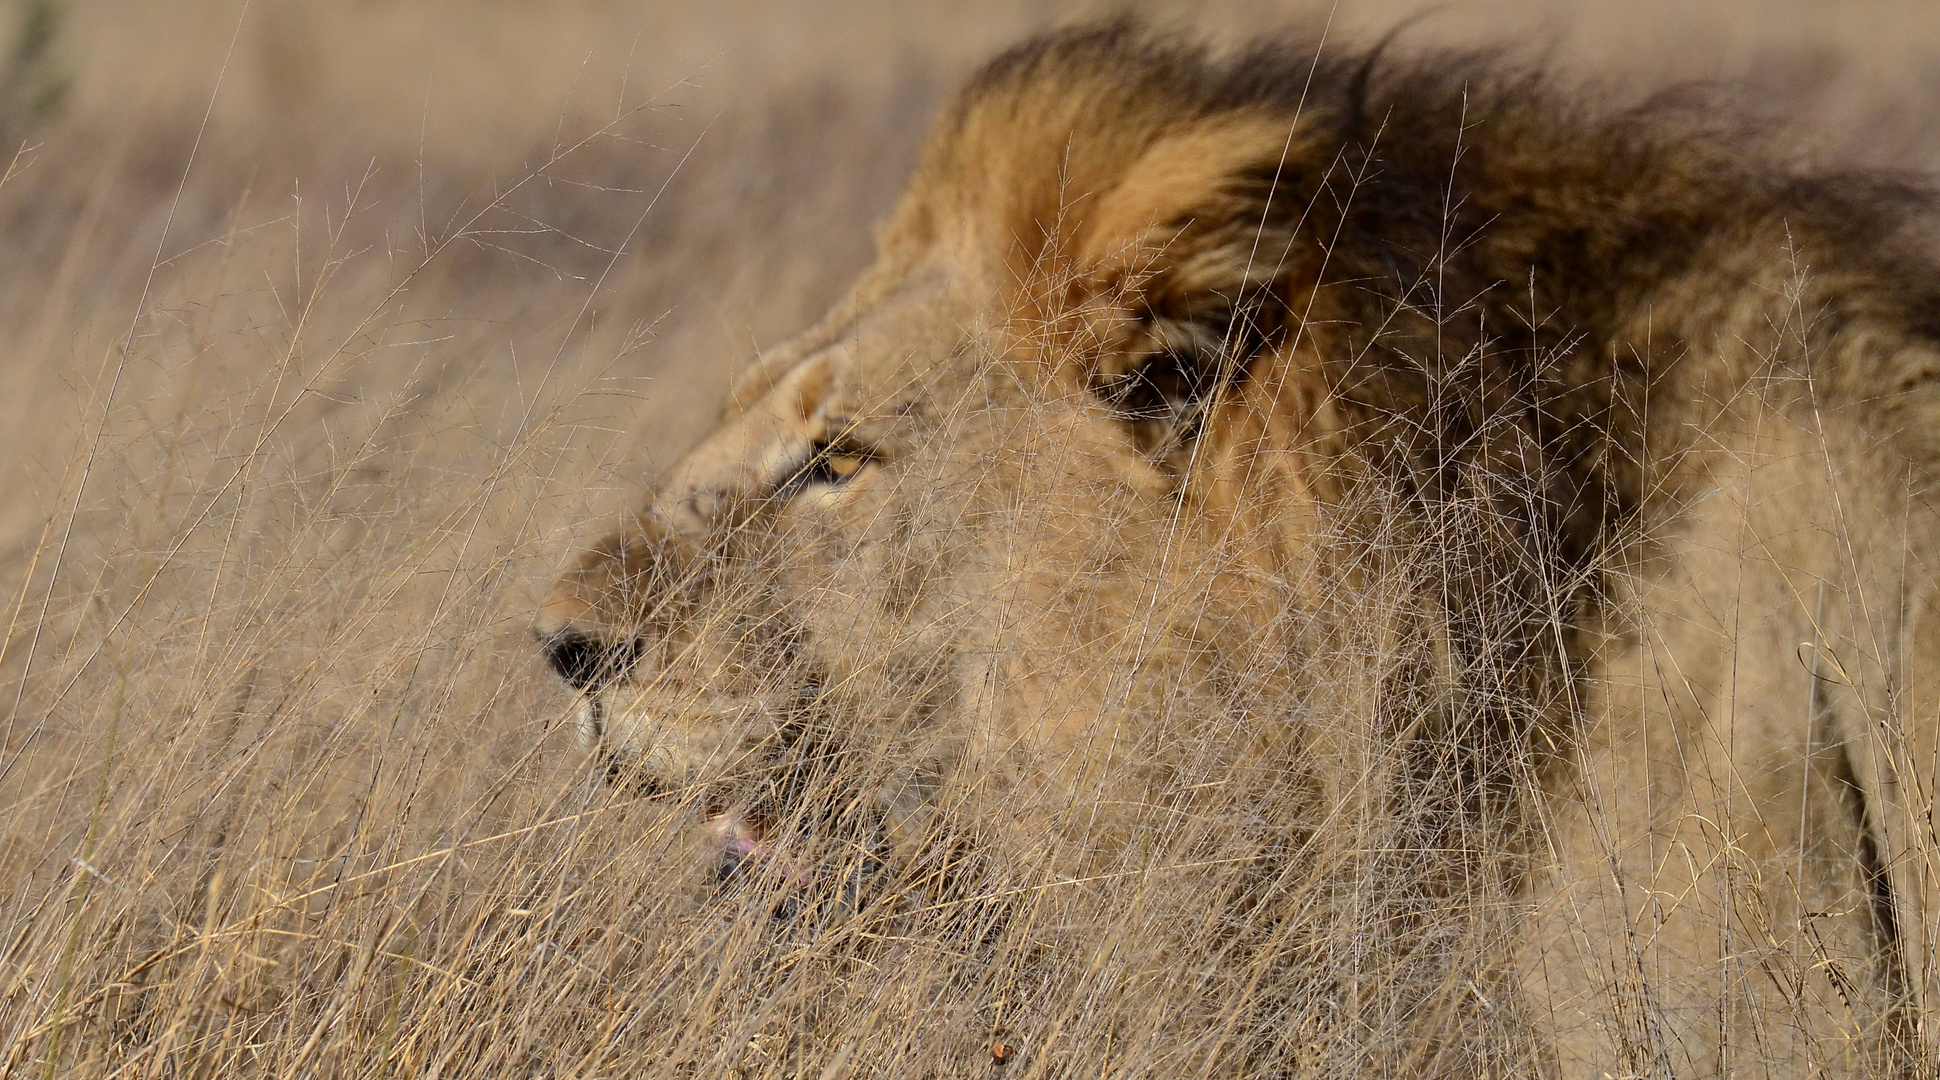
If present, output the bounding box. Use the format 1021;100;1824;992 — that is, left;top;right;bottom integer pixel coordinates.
1;1;1938;1076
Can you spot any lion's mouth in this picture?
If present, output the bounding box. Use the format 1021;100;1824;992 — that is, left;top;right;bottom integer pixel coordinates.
707;810;815;894
706;809;889;923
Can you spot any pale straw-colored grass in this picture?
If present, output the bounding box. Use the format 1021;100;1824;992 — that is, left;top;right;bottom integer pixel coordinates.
2;2;1936;1076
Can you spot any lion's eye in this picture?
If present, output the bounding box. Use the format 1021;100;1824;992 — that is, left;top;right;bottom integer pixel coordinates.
778;441;878;499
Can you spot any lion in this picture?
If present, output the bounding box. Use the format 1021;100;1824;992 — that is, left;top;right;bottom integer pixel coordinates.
537;25;1940;1076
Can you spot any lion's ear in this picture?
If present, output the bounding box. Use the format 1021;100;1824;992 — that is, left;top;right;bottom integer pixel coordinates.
1086;303;1262;467
1075;116;1314;465
1076;114;1311;294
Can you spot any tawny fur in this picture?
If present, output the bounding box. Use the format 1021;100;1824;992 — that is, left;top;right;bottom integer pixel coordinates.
539;25;1940;1076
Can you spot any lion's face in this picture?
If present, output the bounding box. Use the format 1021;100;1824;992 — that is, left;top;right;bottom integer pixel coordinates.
534;35;1518;888
537;105;1348;880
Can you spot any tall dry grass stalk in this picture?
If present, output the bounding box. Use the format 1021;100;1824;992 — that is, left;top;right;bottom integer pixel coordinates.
1;2;1937;1077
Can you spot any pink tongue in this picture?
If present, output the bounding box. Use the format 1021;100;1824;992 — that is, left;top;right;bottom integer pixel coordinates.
710;815;813;888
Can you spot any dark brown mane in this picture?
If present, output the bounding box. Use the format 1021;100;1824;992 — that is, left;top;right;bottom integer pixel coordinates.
940;21;1940;576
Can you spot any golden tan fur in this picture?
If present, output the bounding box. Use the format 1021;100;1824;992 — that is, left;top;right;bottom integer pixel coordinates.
538;25;1940;1074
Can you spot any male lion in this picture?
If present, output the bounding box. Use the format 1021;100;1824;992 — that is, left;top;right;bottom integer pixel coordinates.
538;25;1940;1076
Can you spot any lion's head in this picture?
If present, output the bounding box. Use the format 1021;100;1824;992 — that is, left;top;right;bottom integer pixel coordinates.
534;25;1699;899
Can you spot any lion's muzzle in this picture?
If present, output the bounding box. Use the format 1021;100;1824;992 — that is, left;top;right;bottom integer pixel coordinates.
581;687;785;799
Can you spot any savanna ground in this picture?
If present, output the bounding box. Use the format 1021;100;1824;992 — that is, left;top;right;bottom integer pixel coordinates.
3;2;1939;1076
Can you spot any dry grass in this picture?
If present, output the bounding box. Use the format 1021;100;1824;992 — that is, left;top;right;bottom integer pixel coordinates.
2;1;1938;1076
